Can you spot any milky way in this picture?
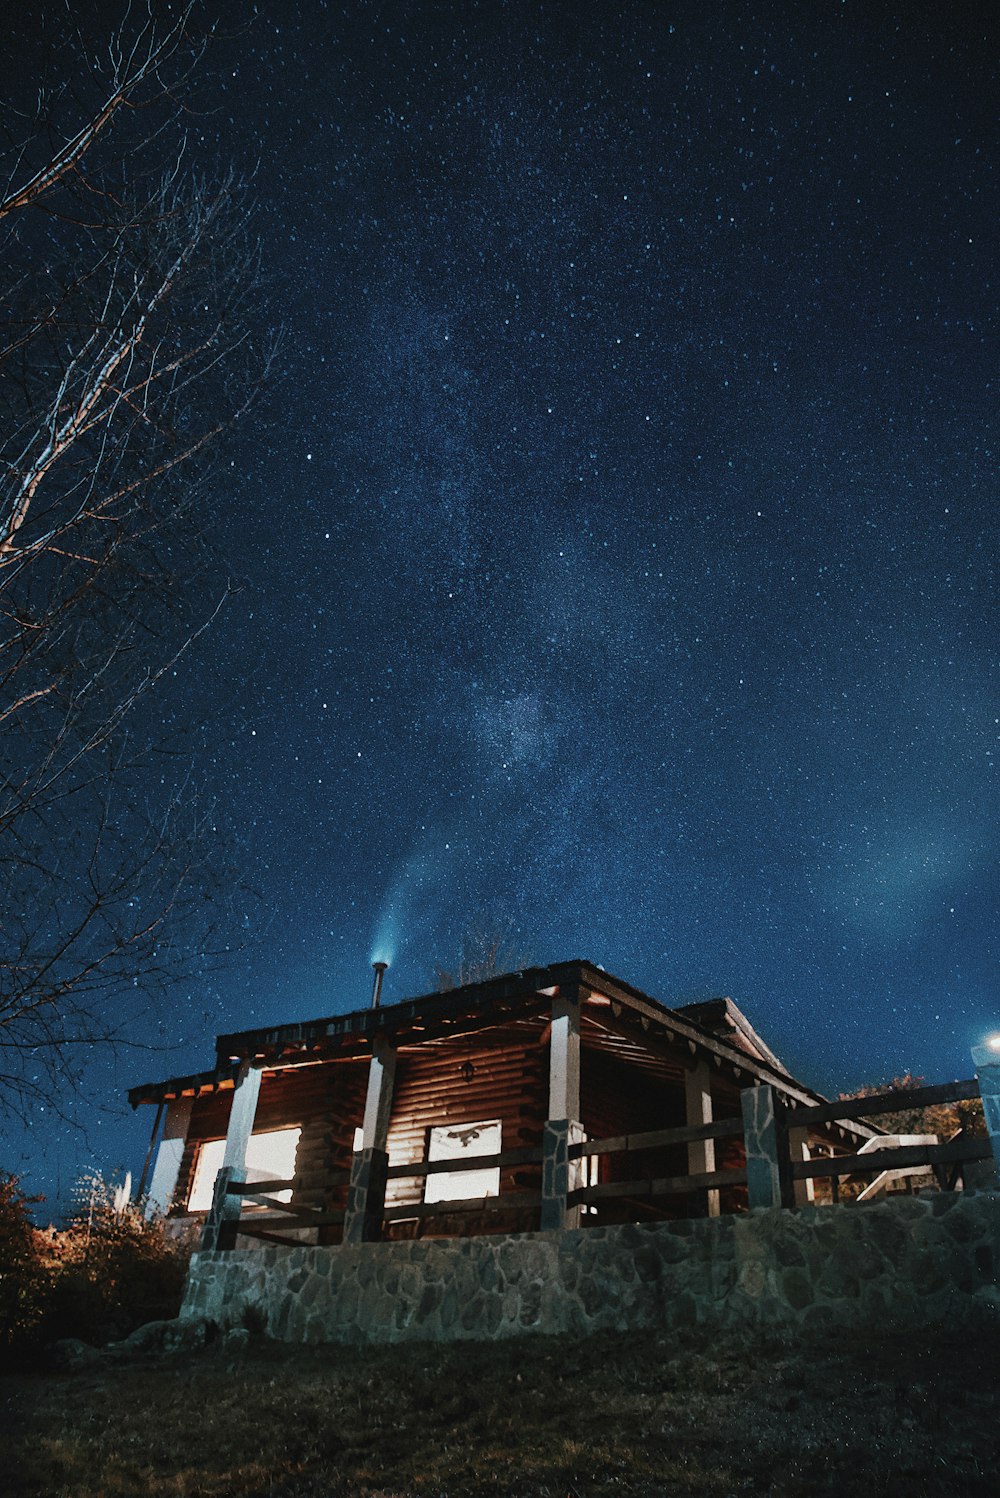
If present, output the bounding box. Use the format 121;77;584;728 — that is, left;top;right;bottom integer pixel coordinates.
2;1;996;1215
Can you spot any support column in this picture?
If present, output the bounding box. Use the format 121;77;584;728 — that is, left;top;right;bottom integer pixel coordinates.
343;1034;397;1244
145;1097;193;1218
541;986;583;1232
971;1042;1000;1183
684;1059;720;1217
740;1083;793;1210
788;1124;815;1206
200;1062;262;1251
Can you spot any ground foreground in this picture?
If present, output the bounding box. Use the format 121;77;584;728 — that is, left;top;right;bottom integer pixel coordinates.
3;1322;998;1497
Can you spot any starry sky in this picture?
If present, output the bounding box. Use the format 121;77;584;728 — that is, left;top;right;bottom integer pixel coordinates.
3;0;997;1216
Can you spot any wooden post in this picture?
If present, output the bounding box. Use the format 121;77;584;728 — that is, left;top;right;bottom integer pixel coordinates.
740;1083;792;1210
145;1096;193;1218
541;986;583;1231
343;1034;397;1244
971;1042;1000;1183
788;1124;815;1205
200;1062;262;1251
684;1059;720;1217
136;1099;165;1203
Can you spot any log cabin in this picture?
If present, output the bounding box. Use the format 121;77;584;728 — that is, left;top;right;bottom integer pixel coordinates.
129;958;876;1248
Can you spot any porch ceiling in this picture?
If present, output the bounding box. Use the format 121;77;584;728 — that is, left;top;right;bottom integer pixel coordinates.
129;959;874;1140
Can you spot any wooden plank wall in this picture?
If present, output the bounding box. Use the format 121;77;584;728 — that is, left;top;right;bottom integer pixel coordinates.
172;1060;367;1231
384;1028;548;1237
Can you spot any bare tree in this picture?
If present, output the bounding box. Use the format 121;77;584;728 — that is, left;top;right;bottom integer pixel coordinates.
433;913;532;992
0;4;264;1114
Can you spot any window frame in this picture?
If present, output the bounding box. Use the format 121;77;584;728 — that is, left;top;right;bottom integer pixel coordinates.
422;1118;502;1205
186;1126;302;1213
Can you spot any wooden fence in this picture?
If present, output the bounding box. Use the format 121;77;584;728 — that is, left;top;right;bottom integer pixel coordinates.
207;1071;998;1248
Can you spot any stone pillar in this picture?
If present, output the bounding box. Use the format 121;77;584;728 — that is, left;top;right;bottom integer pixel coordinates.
788;1124;815;1206
145;1096;193;1217
343;1034;397;1244
684;1059;720;1217
200;1061;262;1251
971;1042;1000;1181
541;987;583;1231
740;1083;793;1210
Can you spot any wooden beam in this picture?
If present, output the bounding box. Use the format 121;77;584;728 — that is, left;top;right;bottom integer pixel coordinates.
791;1136;993;1180
382;1190;539;1223
541;986;583;1231
788;1125;814;1206
568;1117;743;1158
570;1166;747;1203
136;1099;165;1202
222;1061;263;1172
343;1033;397;1244
685;1059;720;1217
359;1033;397;1152
798;1077;980;1127
548;988;582;1120
385;1145;542;1180
200;1062;262;1251
145;1096;193;1217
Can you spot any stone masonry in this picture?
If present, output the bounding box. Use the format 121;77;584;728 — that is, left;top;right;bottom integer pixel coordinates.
181;1190;1000;1346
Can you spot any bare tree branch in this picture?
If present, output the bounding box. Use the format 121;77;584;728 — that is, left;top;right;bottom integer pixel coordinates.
0;3;267;1117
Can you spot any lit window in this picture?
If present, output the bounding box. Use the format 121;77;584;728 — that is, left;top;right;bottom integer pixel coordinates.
424;1119;501;1204
580;1149;600;1215
187;1127;301;1212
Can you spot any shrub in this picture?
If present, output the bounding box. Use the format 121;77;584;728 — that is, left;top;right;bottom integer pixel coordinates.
0;1172;50;1353
40;1172;192;1346
0;1169;192;1354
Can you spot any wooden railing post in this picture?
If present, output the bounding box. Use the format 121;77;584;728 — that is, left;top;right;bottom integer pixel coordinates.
971;1042;1000;1182
740;1083;793;1210
200;1061;262;1251
788;1124;815;1205
685;1059;720;1216
541;985;583;1231
343;1034;397;1244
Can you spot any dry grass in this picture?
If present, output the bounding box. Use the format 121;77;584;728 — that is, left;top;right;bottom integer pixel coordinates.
3;1323;999;1496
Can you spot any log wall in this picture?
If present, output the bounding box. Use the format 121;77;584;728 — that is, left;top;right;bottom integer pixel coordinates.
384;1027;548;1237
173;1060;367;1231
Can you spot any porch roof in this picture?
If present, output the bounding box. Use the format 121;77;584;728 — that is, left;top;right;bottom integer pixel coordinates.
128;958;843;1120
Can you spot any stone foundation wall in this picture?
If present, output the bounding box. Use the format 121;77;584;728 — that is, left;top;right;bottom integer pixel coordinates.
181;1192;1000;1346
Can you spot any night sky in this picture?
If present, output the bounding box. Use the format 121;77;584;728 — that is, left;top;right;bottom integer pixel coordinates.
3;1;997;1217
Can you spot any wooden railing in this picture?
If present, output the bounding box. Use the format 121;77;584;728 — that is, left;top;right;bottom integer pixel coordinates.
203;1069;998;1250
220;1172;349;1247
382;1145;543;1225
743;1077;994;1210
567;1119;747;1209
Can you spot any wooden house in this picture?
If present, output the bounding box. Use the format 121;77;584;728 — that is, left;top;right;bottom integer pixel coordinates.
129;959;875;1247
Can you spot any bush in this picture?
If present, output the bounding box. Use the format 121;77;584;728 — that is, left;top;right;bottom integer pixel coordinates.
840;1073;986;1140
0;1170;192;1354
0;1173;50;1352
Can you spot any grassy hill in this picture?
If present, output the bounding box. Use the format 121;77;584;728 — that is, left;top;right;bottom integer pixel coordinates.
3;1321;998;1496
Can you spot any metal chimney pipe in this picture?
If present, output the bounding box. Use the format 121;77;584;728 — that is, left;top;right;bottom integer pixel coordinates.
370;960;388;1009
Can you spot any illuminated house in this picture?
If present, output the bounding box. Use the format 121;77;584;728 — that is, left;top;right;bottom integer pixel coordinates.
129;959;873;1247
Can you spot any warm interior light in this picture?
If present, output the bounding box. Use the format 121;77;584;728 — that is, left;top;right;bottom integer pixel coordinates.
424;1119;501;1204
987;1033;1000;1052
188;1127;301;1212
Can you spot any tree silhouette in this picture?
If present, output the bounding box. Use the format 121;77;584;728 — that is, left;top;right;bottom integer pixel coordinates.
0;4;265;1114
